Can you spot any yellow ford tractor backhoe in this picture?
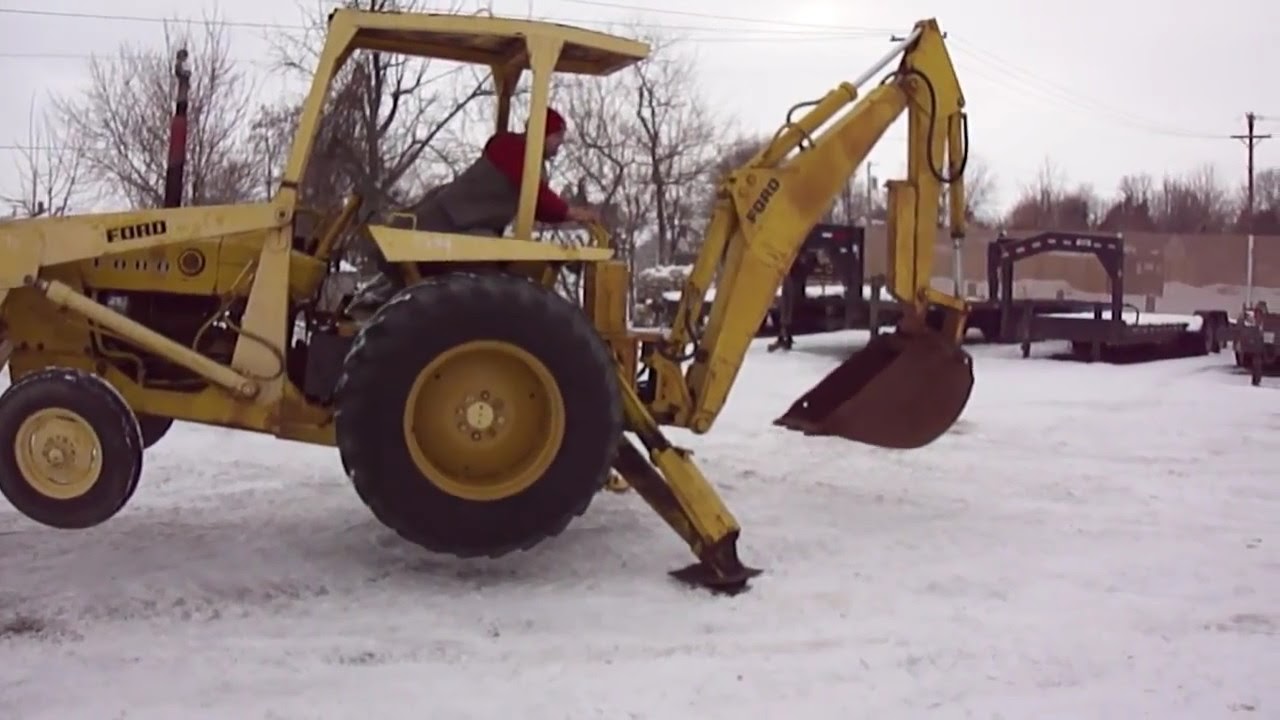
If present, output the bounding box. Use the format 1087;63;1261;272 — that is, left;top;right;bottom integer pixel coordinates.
0;9;972;594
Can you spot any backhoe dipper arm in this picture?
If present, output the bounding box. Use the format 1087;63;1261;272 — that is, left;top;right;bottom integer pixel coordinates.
651;19;969;433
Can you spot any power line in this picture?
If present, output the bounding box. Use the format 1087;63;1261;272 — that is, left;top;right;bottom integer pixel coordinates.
558;0;899;33
0;32;881;61
0;7;303;30
948;41;1222;140
554;2;1230;141
0;6;884;42
0;4;1239;144
0;29;880;62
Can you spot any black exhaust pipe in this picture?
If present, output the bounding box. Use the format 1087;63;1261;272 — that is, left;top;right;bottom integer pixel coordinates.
162;49;191;208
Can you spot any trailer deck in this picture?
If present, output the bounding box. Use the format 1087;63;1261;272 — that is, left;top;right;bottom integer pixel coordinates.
1021;306;1218;362
982;231;1229;363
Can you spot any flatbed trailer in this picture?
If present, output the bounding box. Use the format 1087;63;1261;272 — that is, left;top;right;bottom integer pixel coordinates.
991;231;1228;362
979;231;1164;343
1020;306;1227;362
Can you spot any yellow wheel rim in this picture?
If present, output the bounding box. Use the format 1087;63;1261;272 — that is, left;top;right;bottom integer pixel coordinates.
402;340;566;502
13;408;103;500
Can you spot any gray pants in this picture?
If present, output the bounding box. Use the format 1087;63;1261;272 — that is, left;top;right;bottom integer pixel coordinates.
348;205;506;317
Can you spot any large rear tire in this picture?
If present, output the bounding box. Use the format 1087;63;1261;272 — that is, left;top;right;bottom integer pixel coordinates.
334;271;623;558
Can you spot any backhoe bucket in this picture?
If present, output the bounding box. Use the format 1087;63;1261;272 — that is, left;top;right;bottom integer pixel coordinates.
773;330;973;449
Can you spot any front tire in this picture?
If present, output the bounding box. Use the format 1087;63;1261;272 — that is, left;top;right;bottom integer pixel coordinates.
334;271;623;558
0;368;144;529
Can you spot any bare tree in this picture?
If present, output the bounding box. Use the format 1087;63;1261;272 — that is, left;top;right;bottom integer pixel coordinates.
558;71;647;261
628;35;719;264
2;100;88;216
1004;157;1098;229
547;26;721;276
270;0;494;214
1098;172;1158;231
53;14;257;208
1151;164;1231;232
245;102;301;201
1235;167;1280;234
951;155;998;225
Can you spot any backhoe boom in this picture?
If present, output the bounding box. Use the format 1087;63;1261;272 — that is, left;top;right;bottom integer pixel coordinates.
648;20;972;441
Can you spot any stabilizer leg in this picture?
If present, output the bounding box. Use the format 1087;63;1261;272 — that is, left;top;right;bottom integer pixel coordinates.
614;376;761;595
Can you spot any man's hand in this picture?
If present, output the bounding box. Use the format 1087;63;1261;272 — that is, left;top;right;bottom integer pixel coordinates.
566;205;601;224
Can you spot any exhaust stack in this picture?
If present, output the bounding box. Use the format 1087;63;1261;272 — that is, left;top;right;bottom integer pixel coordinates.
162;49;191;208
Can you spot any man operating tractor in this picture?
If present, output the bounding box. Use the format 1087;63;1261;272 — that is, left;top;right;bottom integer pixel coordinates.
350;106;598;313
410;106;600;233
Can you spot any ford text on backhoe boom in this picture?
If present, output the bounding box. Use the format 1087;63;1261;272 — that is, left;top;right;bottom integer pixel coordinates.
0;9;970;595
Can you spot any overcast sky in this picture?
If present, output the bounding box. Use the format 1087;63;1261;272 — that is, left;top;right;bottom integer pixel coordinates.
0;0;1276;214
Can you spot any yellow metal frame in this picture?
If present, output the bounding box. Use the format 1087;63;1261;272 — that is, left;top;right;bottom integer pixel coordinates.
644;20;971;432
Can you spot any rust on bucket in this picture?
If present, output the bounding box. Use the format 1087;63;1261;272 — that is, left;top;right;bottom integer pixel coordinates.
773;330;973;449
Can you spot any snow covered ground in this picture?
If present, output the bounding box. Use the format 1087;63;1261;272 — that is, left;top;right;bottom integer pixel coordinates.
1;332;1277;719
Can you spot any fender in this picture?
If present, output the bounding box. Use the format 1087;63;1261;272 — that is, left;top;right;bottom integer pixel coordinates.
366;225;614;263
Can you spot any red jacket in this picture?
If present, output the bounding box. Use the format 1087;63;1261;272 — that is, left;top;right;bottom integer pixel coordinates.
482;132;569;223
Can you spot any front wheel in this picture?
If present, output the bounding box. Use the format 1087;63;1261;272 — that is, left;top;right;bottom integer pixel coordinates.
0;368;144;529
334;271;624;558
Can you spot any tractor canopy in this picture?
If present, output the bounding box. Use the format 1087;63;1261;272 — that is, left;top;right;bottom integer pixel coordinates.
332;8;651;76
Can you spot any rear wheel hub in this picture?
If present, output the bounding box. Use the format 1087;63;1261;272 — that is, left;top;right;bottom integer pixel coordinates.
403;340;566;502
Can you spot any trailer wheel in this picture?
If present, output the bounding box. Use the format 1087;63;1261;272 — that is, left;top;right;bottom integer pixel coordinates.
0;368;143;529
1193;311;1222;354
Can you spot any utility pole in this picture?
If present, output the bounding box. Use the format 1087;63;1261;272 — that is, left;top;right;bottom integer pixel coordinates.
1231;113;1270;310
1231;112;1271;231
865;161;876;216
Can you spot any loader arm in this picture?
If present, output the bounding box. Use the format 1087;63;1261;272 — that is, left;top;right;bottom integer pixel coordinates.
649;19;971;441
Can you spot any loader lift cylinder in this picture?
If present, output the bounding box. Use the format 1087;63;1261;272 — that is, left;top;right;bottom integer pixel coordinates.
163;49;190;209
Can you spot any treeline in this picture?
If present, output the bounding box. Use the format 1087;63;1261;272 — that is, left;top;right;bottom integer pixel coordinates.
998;160;1280;235
5;0;1277;275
